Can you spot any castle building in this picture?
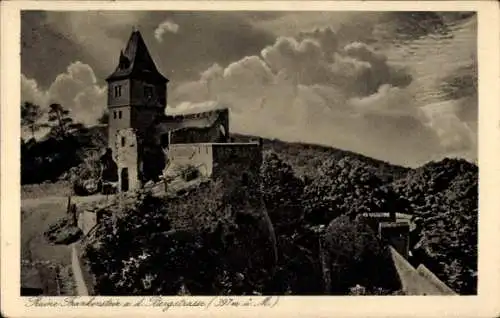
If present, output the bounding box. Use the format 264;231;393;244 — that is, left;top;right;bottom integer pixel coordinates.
105;29;259;192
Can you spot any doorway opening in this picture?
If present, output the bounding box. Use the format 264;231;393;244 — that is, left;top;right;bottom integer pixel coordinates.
120;168;129;192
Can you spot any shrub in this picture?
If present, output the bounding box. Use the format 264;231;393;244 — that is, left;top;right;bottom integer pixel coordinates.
83;181;277;296
302;157;409;225
69;151;102;196
321;216;399;294
260;151;305;232
392;158;478;294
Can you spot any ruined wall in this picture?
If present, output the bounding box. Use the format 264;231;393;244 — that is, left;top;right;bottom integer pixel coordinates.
167;144;214;177
169;125;224;144
165;142;262;184
115;128;141;191
108;106;132;157
168;109;229;144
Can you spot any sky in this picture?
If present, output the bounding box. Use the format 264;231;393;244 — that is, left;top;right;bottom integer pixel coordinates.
20;11;477;167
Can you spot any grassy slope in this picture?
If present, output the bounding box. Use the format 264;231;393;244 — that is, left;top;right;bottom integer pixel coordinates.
231;134;410;182
85;125;410;181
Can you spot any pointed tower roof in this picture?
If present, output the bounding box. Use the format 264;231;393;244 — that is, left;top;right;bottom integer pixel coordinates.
106;30;168;83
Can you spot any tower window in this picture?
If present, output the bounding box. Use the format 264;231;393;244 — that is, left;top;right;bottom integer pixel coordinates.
114;85;122;97
113;111;117;119
121;137;126;147
118;111;122;119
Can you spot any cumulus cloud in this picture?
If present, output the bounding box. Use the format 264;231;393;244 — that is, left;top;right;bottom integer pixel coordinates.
349;84;416;118
154;20;180;42
169;15;477;166
21;74;49;107
21;11;476;166
21;61;106;128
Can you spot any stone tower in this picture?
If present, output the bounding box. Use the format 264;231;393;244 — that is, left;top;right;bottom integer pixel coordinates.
106;29;169;191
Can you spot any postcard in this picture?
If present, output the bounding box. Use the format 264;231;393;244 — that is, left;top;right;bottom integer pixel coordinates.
1;1;499;317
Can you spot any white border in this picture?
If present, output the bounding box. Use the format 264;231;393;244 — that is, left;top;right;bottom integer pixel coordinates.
2;1;499;317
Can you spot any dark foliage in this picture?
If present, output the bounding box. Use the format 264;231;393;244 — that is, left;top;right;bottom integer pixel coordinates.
21;104;107;185
321;216;400;294
260;151;305;231
21;101;43;139
392;158;478;294
84;180;276;295
302;157;410;225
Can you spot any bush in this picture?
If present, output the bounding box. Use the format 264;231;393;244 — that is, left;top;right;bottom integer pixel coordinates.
83;181;277;295
303;157;409;225
321;216;399;294
69;151;102;196
392;158;478;294
260;151;305;232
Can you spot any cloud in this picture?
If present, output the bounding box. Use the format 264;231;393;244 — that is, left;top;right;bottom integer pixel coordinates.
169;16;477;167
20;11;477;166
21;62;107;127
154;20;180;42
24;11;276;87
21;74;49;108
421;100;477;153
350;85;409;117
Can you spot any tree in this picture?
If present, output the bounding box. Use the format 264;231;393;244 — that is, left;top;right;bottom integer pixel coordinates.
98;111;109;125
391;158;478;294
302;157;409;225
84;181;278;295
46;103;84;139
321;216;399;294
21;101;43;139
260;151;305;231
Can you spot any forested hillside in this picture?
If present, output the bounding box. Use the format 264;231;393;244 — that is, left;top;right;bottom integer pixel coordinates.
392;158;478;294
22;118;477;295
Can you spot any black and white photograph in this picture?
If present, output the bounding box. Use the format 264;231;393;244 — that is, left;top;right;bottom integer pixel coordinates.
13;6;482;300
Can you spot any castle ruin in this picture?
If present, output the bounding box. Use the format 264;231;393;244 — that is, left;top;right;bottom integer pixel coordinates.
104;29;261;192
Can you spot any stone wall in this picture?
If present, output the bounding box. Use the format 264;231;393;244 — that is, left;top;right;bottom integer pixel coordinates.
167;108;229;144
115;128;141;191
169;125;225;144
165;142;262;186
389;246;456;295
107;79;130;107
77;211;97;237
167;144;214;177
